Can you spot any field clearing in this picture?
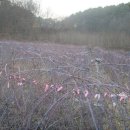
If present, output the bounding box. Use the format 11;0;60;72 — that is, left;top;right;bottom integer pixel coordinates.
0;41;130;130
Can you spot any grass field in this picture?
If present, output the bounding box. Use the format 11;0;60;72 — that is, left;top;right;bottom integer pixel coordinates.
0;41;130;130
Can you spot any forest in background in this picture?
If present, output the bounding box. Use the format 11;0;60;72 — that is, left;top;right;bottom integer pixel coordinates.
0;1;130;129
0;0;130;50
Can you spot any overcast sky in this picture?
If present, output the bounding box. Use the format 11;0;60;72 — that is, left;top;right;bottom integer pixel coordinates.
35;0;130;18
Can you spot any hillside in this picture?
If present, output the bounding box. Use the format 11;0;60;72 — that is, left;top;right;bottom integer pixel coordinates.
62;3;130;33
0;1;130;129
0;1;130;50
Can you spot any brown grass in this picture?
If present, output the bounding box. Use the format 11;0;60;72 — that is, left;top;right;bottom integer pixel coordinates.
0;41;130;130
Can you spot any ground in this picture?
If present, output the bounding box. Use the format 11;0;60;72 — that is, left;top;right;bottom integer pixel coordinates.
0;40;130;130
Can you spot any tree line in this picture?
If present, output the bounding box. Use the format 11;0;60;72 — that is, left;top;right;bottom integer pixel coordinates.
0;0;130;50
61;3;130;33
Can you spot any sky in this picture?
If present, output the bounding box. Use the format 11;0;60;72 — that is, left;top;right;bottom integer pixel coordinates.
35;0;130;18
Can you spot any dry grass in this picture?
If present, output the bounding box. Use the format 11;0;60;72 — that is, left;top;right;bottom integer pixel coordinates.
1;31;130;51
36;31;130;51
0;41;130;130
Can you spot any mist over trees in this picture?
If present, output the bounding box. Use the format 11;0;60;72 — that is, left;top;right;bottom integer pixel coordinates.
61;3;130;33
0;0;37;36
0;0;130;49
